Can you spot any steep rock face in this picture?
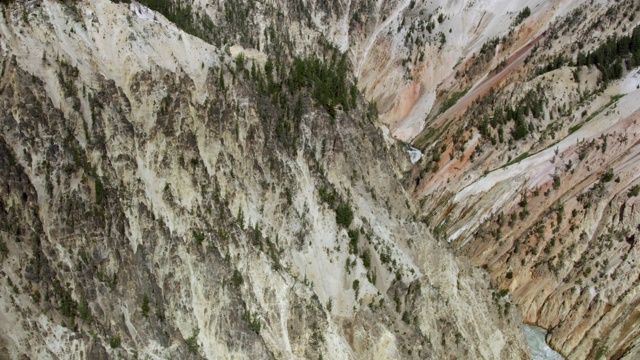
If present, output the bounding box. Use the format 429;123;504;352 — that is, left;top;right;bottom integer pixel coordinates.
0;0;528;359
405;0;640;358
348;0;585;142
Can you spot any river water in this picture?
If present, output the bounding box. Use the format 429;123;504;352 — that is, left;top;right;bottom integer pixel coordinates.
403;145;423;164
524;325;565;360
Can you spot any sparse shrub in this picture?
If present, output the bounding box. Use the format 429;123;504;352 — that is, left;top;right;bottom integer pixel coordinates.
0;239;7;257
336;202;354;228
78;295;91;321
352;279;360;298
600;169;614;183
553;175;561;190
185;327;200;354
235;53;245;72
95;177;105;205
441;88;469;113
348;230;359;254
318;185;337;208
141;294;150;318
431;147;441;163
380;250;391;264
193;230;205;246
513;7;531;26
110;335;121;349
230;270;244;287
244;311;261;333
402;311;411;324
32;289;41;304
361;250;371;269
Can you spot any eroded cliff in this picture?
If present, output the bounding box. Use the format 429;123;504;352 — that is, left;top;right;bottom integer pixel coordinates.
0;0;529;359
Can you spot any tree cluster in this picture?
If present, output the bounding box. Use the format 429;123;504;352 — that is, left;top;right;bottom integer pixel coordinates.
577;24;640;84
